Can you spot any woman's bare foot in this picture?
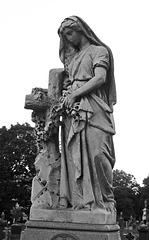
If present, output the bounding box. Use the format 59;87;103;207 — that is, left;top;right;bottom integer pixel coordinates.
60;198;68;209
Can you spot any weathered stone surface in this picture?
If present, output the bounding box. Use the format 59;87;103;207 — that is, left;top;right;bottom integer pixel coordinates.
48;68;64;100
21;221;121;240
30;208;116;225
24;88;48;111
23;14;119;239
25;69;64;210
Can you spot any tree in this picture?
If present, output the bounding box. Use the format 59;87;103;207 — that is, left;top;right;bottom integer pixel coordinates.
113;169;140;193
113;169;141;220
0;123;37;220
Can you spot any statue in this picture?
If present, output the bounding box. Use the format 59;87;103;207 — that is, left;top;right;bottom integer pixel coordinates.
23;15;120;240
25;15;117;214
58;16;116;212
142;199;149;223
11;203;23;223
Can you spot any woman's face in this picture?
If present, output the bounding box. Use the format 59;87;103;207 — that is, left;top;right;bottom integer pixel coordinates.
63;27;82;47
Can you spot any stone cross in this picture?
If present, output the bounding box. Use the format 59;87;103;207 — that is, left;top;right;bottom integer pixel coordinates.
24;68;64;210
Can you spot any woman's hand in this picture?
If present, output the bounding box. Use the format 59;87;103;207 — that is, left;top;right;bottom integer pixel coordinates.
64;92;77;108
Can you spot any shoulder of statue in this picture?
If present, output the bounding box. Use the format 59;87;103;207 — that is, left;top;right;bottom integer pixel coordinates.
89;45;109;57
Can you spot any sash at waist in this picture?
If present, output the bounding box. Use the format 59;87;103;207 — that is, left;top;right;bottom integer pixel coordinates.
71;78;91;84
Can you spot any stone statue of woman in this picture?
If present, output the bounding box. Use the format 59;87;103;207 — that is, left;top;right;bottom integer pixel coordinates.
58;16;116;212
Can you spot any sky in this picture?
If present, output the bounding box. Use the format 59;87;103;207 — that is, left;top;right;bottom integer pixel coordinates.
0;0;149;185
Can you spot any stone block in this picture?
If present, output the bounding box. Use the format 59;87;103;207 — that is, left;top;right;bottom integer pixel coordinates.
30;208;116;225
10;224;26;240
21;220;121;240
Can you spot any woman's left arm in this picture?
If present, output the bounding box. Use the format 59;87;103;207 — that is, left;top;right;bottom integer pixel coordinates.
65;67;107;108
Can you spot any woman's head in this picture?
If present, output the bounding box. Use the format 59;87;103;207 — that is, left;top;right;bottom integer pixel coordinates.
58;16;106;47
58;17;82;36
61;27;83;48
58;16;112;63
58;17;87;51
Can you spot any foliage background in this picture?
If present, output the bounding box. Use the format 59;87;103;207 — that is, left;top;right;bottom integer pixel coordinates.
0;123;37;221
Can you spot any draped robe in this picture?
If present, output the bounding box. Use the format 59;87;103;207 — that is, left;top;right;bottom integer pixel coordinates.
60;44;116;210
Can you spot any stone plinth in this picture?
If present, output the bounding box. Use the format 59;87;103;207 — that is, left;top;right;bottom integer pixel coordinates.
21;208;121;240
21;220;121;240
30;208;116;225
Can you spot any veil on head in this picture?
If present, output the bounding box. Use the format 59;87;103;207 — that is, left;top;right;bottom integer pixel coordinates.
58;16;117;109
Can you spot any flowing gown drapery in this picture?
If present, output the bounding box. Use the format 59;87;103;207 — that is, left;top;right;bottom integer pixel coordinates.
60;44;116;209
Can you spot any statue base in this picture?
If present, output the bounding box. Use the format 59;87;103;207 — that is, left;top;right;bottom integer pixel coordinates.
21;220;121;240
30;207;117;225
21;208;121;240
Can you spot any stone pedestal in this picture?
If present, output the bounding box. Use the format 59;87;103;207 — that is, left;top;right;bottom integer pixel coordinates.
21;208;121;240
138;225;149;240
30;207;116;225
21;220;121;240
